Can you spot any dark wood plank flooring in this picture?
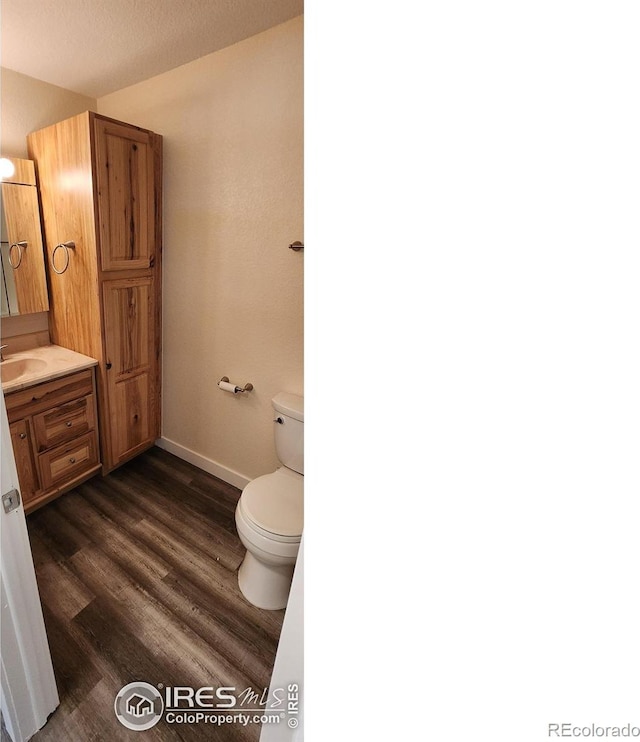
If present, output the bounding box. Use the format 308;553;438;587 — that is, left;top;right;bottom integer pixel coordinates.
26;447;285;741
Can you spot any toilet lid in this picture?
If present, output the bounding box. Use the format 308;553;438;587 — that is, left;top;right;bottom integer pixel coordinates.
241;468;303;538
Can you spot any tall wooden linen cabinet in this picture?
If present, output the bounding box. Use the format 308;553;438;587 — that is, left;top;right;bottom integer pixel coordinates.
27;112;162;474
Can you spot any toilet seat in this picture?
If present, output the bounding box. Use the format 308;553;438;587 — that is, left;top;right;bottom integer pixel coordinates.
240;467;303;541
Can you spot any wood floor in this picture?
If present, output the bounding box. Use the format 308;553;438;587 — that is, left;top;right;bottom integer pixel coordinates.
26;447;285;742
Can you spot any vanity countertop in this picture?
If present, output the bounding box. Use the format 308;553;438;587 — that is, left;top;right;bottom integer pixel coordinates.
1;344;98;394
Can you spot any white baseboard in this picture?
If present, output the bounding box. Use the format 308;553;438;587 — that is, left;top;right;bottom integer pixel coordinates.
155;437;250;491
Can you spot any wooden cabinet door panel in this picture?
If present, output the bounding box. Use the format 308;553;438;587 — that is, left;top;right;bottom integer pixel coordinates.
103;276;157;465
103;277;152;377
94;118;154;271
110;374;152;462
9;419;40;504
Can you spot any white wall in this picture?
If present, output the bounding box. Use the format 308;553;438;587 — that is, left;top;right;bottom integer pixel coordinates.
98;16;304;483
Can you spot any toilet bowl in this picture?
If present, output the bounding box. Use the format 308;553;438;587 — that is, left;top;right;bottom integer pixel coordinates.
235;393;303;610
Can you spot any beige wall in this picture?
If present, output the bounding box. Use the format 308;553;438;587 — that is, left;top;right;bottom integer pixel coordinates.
1;68;95;158
1;69;96;338
98;16;304;482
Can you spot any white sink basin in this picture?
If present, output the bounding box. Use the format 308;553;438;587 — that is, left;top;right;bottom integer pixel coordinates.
1;356;48;384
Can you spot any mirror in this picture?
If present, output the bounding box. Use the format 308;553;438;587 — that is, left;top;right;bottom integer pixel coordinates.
0;156;49;317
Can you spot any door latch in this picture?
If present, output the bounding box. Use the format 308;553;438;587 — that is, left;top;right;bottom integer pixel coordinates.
2;489;21;513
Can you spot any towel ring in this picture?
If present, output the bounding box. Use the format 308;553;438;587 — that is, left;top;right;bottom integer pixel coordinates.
52;241;76;274
8;241;27;269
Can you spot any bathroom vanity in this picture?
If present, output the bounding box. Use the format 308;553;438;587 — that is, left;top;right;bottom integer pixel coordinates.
2;345;101;513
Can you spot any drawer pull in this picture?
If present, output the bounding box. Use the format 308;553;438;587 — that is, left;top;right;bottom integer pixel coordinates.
69;457;76;464
19;433;27;440
66;421;73;427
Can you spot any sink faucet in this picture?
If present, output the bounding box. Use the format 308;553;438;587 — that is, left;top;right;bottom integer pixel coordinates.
1;345;7;362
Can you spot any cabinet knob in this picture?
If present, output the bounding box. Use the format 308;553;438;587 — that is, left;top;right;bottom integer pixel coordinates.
66;421;73;427
106;362;112;370
69;457;76;464
19;433;27;440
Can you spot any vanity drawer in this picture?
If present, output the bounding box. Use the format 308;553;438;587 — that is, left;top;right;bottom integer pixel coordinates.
32;395;96;452
39;432;99;490
6;369;94;423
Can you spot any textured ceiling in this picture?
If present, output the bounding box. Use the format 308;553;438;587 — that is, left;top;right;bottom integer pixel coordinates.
0;0;304;98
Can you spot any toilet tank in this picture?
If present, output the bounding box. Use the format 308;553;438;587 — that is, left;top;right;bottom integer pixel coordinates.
272;392;304;475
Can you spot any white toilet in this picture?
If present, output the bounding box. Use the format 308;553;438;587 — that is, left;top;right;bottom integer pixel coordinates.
235;392;303;610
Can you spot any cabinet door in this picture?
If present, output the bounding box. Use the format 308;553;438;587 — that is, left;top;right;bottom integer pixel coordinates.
102;276;158;467
9;419;41;504
1;182;49;314
94;118;155;272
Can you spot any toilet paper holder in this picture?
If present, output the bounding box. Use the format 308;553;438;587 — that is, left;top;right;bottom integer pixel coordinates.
218;376;254;393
